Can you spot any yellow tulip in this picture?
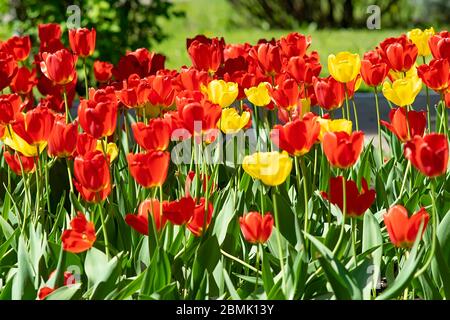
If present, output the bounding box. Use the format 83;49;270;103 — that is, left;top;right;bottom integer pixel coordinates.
217;108;250;134
388;65;417;81
382;76;422;107
317;118;352;141
96;140;119;162
407;27;435;56
2;126;46;157
242;151;292;187
201;80;239;108
328;51;361;83
244;82;271;107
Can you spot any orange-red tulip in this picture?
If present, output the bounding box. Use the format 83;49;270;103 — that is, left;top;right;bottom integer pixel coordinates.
428;31;450;62
321;176;376;218
239;211;274;244
69;27;96;58
380;108;426;143
163;196;195;225
417;58;449;93
125;199;167;235
132;118;171;151
0;94;23;126
127;151;170;188
148;74;176;108
187;198;213;237
40;49;77;85
0;51;17;91
75;133;97;156
38;23;63;52
404;133;449;177
323;131;364;168
93;60;113;83
360;51;389;87
187;35;224;73
176;66;209;91
78;87;118;139
10;67;37;95
270;113;320;156
377;35;418;72
285;52;322;86
278;32;311;59
269;74;299;110
48;115;78;158
249;43;283;77
38;271;75;300
73;150;111;203
4;35;31;61
313;76;345;111
384;205;429;248
3;149;36;175
61;212;96;253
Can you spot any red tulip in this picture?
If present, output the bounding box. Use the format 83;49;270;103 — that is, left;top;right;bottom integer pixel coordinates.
428;31;450;62
384;205;429;248
0;51;18;91
69;27;96;58
118;74;152;109
48;115;79;158
176;66;209;91
11;106;55;147
321;176;376;218
446;91;450;108
360;57;389;87
417;58;450;93
61;212;96;253
38;271;75;300
270;113;320;156
323;131;365;168
313;76;345;110
78;87;118;139
404;133;449;177
187;198;213;237
163;196;195;225
269;74;299;110
40;49;77;85
278;32;311;59
93;60;113;83
132;118;171;151
239;212;274;244
187;35;224;72
127;151;170;188
75;133;97;156
0;94;23;126
5;35;31;61
224;43;251;60
377;35;418;72
73;150;111;203
249;43;283;77
285;52;322;86
178;101;222;143
38;23;63;52
3;149;36;175
380;108;426;142
125;199;167;235
112;48;165;81
148;74;176;108
10;67;37;95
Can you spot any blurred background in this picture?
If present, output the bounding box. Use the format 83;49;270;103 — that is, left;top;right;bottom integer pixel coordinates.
0;0;449;69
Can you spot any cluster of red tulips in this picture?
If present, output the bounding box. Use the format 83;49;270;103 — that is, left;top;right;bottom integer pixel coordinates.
1;23;450;300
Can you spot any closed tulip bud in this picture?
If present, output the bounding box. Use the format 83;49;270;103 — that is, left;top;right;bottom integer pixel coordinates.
48;115;78;158
244;82;271;107
249;43;283;76
384;205;429;248
360;59;389;87
428;31;450;62
217;108;250;134
328;51;361;83
269;75;299;110
148;74;176;108
187;198;214;237
404;133;448;177
187;35;224;73
73;150;111;203
382;76;422;107
163;196;195;226
317;118;353;141
378;35;418;73
407;28;435;57
321;176;376;218
278;32;311;59
93;60;113;83
127;151;170;188
76;133;97;156
239;211;274;244
125;199;167;235
417;58;449;93
243;151;292;186
3;149;36;175
0;94;23;126
323;131;364;169
61;212;96;253
201;80;238;108
286;52;322;86
313;76;345;110
69;27;96;58
270;114;320;156
40;49;77;85
132;118;171;151
380;108;426;143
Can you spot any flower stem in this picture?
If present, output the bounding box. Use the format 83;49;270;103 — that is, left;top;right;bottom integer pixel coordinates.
98;203;110;259
422;57;431;132
272;187;286;294
83;58;89;98
63;87;71;123
255;244;261;292
351;218;357;268
374;87;383;165
351;98;359;131
332;174;347;255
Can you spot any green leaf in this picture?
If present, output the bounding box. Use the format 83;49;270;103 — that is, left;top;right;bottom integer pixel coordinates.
11;236;36;300
223;269;240;299
196;235;220;272
212;189;236;245
44;284;81;300
261;248;274;294
362;211;383;298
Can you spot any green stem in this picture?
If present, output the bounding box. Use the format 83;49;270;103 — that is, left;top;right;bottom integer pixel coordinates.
344;84;350;121
332;174;347;255
299;157;309;235
98;203;110;259
272;187;286;293
83;58;89;98
422;57;431;132
398;161;411;199
34;146;41;222
63;87;71;124
255;244;261;292
351;98;359;131
220;249;261;274
351;218;357;268
374;87;383;165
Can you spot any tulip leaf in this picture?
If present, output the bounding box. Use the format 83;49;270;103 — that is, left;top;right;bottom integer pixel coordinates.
362;211;383;299
12;236;36;300
44;283;81;300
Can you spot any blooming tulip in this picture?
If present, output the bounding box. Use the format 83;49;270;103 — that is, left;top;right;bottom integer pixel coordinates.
278;32;311;59
38;271;75;300
384;205;429;248
40;49;77;85
407;28;435;57
249;43;283;77
286;52;322;86
428;31;450;62
382;76;422;107
201;80;238;108
217;108;250;134
404;133;449;177
321;176;376;218
0;94;22;126
313;76;345;110
239;211;274;244
360;58;389;87
322;131;364;169
380;108;426;142
61;212;96;253
163;196;195;225
4;35;31;61
269;75;299;110
127;151;170;188
378;35;418;72
10;67;37;95
3;149;36;175
317;118;353;141
187;198;214;236
0;51;17;91
125;199;167;235
242;151;292;186
132;118;171;151
417;58;449;93
93;60;113;83
244;82;271;107
187;35;224;73
48;115;78;158
69;27;96;57
328;51;361;83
